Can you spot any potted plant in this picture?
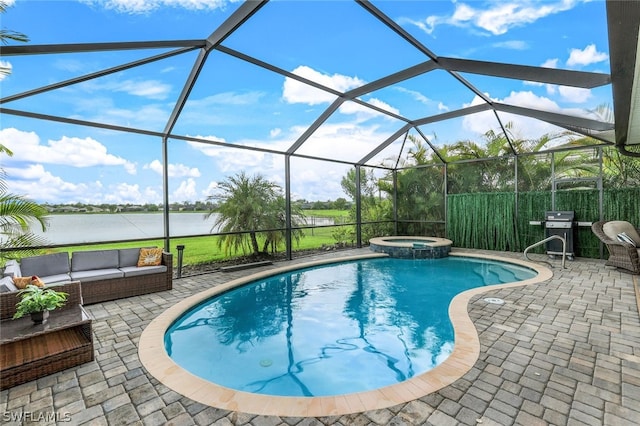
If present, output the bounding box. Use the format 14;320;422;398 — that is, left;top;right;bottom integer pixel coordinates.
13;284;68;324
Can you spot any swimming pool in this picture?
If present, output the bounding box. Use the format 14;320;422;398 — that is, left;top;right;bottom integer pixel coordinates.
165;256;535;397
139;252;552;416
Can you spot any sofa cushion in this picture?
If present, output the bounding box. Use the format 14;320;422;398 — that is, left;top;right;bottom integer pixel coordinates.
137;248;163;267
119;248;141;268
72;250;119;271
70;269;124;282
2;260;20;278
603;221;640;245
119;265;167;278
21;252;70;277
38;274;72;285
0;276;17;293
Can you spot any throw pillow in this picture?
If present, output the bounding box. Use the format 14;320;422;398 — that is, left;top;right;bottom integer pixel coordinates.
13;276;33;289
137;247;163;267
617;232;637;247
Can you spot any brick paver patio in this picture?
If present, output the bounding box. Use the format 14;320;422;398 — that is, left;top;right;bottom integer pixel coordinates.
1;248;638;425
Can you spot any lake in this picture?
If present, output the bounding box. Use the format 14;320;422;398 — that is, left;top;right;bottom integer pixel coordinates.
29;213;334;245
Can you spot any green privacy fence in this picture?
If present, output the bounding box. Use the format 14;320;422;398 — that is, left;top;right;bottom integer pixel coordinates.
446;186;640;258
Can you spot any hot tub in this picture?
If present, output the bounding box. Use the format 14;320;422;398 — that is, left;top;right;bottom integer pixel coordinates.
369;236;453;259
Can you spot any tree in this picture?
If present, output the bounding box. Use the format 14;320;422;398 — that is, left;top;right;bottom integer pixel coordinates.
340;167;392;241
205;172;305;257
0;145;50;263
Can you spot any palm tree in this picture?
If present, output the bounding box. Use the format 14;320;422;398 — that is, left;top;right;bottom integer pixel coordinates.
0;145;50;263
205;171;304;258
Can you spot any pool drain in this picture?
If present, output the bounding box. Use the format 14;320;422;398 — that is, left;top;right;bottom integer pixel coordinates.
260;359;273;367
483;297;505;305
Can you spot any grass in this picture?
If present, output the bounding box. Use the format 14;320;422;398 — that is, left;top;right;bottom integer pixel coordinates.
47;225;355;267
303;209;350;219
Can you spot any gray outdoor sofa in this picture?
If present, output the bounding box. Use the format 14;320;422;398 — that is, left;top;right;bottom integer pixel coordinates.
1;248;172;305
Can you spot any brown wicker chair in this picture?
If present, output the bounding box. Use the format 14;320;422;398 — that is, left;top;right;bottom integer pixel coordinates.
592;221;640;274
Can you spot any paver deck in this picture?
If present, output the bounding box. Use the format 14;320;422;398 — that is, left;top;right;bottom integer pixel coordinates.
1;248;638;425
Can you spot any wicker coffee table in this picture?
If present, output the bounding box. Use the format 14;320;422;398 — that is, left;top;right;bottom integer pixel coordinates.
0;305;94;390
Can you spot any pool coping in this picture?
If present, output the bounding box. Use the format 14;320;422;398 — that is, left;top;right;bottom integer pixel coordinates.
369;236;453;247
138;251;553;417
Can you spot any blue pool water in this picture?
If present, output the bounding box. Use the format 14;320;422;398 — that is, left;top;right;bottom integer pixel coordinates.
165;257;536;397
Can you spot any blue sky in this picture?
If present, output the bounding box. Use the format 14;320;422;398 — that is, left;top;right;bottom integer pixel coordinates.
0;0;611;205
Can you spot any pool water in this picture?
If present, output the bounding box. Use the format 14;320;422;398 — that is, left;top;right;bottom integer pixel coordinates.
165;257;536;397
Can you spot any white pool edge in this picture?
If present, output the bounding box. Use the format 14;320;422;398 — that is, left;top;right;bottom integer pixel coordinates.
139;251;552;417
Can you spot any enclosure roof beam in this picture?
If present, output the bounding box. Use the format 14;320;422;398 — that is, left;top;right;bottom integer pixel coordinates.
413;104;493;127
162;1;268;136
204;0;267;51
0;40;205;55
414;126;447;164
357;0;493;107
493;103;615;132
345;60;439;99
286;98;345;155
607;0;640;155
438;57;611;89
358;123;413;165
1;47;198;104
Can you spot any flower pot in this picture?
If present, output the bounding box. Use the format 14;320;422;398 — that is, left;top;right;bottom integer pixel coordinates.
30;310;49;324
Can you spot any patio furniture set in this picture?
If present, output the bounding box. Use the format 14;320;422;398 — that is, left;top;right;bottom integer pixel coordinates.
0;248;172;389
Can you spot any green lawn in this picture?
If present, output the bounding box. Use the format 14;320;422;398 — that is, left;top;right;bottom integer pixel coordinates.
50;224;354;267
303;209;350;219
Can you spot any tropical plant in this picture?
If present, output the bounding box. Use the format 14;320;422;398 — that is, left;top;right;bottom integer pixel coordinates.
12;284;68;319
340;167;392;241
1;145;50;264
205;171;305;257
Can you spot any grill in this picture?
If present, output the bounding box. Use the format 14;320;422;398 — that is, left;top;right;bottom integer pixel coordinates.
544;210;576;260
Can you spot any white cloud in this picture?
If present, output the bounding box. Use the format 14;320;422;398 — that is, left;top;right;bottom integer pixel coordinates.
566;44;609;67
83;0;229;14
80;78;172;100
270;128;282;138
115;79;172;100
338;98;399;122
54;58;89;73
491;40;529;50
185;126;374;201
201;181;219;198
172;178;198;203
283;66;364;105
187;91;265;108
557;86;591;103
462;90;595;140
396;87;432;105
5;164;93;203
85;103;170;130
0;128;137;173
0;61;12;81
144;159;201;177
108;183;145;204
404;0;580;36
